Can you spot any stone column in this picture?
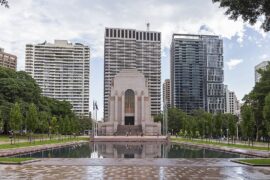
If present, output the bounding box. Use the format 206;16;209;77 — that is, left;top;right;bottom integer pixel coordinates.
134;94;137;125
141;94;144;121
115;94;118;122
122;94;125;125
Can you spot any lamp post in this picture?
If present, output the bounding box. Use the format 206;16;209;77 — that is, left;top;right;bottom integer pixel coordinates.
163;102;168;136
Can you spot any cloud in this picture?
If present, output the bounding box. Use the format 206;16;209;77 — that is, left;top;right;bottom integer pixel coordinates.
260;54;269;60
0;0;249;71
226;59;243;70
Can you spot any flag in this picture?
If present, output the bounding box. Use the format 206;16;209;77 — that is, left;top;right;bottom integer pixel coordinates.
93;101;98;111
95;101;99;110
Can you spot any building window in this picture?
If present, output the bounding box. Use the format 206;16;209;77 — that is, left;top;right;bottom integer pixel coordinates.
125;89;135;113
106;29;109;37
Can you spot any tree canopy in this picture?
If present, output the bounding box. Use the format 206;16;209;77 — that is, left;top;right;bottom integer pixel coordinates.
213;0;270;32
0;67;91;134
0;0;8;8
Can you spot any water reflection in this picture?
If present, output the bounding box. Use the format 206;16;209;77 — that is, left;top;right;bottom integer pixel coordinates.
15;142;248;158
92;142;168;158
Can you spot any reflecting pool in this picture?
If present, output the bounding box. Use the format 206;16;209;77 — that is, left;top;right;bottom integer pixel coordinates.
15;142;249;158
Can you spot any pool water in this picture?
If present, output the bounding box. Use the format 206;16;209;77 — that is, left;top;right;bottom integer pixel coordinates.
15;142;249;158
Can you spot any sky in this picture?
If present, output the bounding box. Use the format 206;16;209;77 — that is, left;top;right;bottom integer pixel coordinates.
1;0;270;120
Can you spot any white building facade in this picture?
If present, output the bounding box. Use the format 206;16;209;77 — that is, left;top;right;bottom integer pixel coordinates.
163;79;171;108
25;40;90;117
224;85;240;116
255;61;269;83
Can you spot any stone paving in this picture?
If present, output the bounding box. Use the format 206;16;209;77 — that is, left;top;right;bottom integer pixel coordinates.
0;158;270;179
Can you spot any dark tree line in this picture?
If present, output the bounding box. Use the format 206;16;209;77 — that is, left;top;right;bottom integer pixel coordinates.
0;67;91;139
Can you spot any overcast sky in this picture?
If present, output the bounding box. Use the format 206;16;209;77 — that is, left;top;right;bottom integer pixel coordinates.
1;0;270;120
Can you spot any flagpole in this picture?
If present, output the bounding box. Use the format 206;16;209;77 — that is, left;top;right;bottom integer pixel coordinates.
92;101;95;139
95;101;97;136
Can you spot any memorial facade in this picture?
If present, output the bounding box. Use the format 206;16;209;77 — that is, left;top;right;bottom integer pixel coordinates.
100;69;161;136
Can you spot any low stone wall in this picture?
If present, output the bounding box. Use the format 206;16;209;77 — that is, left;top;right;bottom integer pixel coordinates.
91;136;168;142
0;141;87;157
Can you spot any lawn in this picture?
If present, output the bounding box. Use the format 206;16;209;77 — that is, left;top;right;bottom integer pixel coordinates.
233;159;270;166
0;157;34;164
0;136;89;150
172;137;270;151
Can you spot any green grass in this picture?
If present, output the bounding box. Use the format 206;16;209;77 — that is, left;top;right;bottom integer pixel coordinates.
234;159;270;166
0;136;89;150
0;157;34;164
172;137;270;151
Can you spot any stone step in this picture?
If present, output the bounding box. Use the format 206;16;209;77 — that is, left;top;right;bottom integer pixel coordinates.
116;125;143;136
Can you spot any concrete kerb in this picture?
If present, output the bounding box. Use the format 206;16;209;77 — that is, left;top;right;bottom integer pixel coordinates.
0;159;41;165
231;159;270;166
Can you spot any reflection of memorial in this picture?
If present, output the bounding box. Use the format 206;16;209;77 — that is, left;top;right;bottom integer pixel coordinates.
91;142;167;158
99;69;161;136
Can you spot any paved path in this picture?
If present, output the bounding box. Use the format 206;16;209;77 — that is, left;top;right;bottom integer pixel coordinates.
0;158;270;179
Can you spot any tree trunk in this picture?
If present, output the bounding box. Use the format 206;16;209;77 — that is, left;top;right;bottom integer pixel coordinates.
256;127;259;141
268;136;270;151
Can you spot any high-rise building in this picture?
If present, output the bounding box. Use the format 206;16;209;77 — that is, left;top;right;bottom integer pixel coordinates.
224;85;240;115
170;34;224;114
255;61;269;83
163;79;171;108
104;27;161;121
25;40;90;117
0;48;17;70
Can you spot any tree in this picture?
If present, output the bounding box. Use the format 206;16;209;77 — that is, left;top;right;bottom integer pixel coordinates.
0;109;3;132
9;102;23;144
50;116;58;137
214;113;224;139
241;104;255;145
168;108;186;134
38;111;49;140
0;0;9;8
224;114;237;143
213;0;270;32
26;103;38;142
263;93;270;149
